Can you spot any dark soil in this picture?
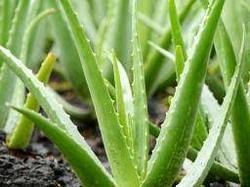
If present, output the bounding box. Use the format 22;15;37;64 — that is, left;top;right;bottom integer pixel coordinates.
0;131;81;187
0;122;108;187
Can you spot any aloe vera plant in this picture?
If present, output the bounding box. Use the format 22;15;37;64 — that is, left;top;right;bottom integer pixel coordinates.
0;0;250;186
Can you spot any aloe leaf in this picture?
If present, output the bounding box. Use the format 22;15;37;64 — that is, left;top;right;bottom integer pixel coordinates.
46;0;89;99
207;3;250;183
169;0;187;59
137;0;156;58
149;123;239;183
106;0;132;71
55;0;140;186
7;53;56;149
4;7;55;134
131;0;149;178
186;147;239;183
215;23;250;185
177;28;246;186
11;106;116;187
20;8;56;66
0;0;11;47
48;88;92;121
174;45;185;81
71;0;97;42
201;85;237;169
0;0;33;128
169;1;209;151
112;54;134;150
158;8;208;151
144;0;196;93
142;1;225;186
0;45;117;187
111;53;134;150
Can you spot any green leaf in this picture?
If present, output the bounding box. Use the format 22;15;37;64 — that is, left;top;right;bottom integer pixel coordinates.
131;0;149;178
111;53;134;151
201;85;237;169
0;0;32;128
7;53;56;149
212;5;250;184
144;0;196;94
142;0;225;186
169;0;187;59
11;106;116;187
0;45;115;187
106;0;132;71
47;0;90;99
56;0;140;186
149;123;239;183
177;31;245;185
4;7;56;134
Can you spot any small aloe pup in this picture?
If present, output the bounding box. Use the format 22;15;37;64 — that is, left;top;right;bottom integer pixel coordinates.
7;53;56;149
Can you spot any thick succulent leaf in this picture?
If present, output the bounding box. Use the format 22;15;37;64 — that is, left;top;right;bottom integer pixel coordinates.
56;0;140;186
0;0;32;128
4;8;56;134
48;87;92;120
144;0;196;94
150;31;208;152
106;0;132;71
7;53;56;149
71;0;96;41
212;5;250;183
177;29;245;186
149;123;239;183
174;45;185;81
137;0;156;58
169;0;187;59
46;0;89;99
0;46;112;186
0;0;13;47
131;0;149;178
111;53;134;150
201;85;237;169
142;0;225;186
11;106;116;187
169;1;208;152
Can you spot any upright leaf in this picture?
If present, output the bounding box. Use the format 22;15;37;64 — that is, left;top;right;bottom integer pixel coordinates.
178;31;245;185
111;53;134;151
142;0;225;186
47;0;90;99
7;53;56;149
144;0;196;93
0;0;32;128
131;0;149;178
56;0;139;186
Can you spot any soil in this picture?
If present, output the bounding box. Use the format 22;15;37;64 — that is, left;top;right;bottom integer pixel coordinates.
0;121;108;187
0;131;80;187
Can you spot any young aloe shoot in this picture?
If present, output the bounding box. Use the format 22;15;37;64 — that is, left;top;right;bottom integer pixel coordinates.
7;53;56;149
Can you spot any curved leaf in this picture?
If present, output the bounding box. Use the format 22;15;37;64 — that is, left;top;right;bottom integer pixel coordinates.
11;106;116;187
